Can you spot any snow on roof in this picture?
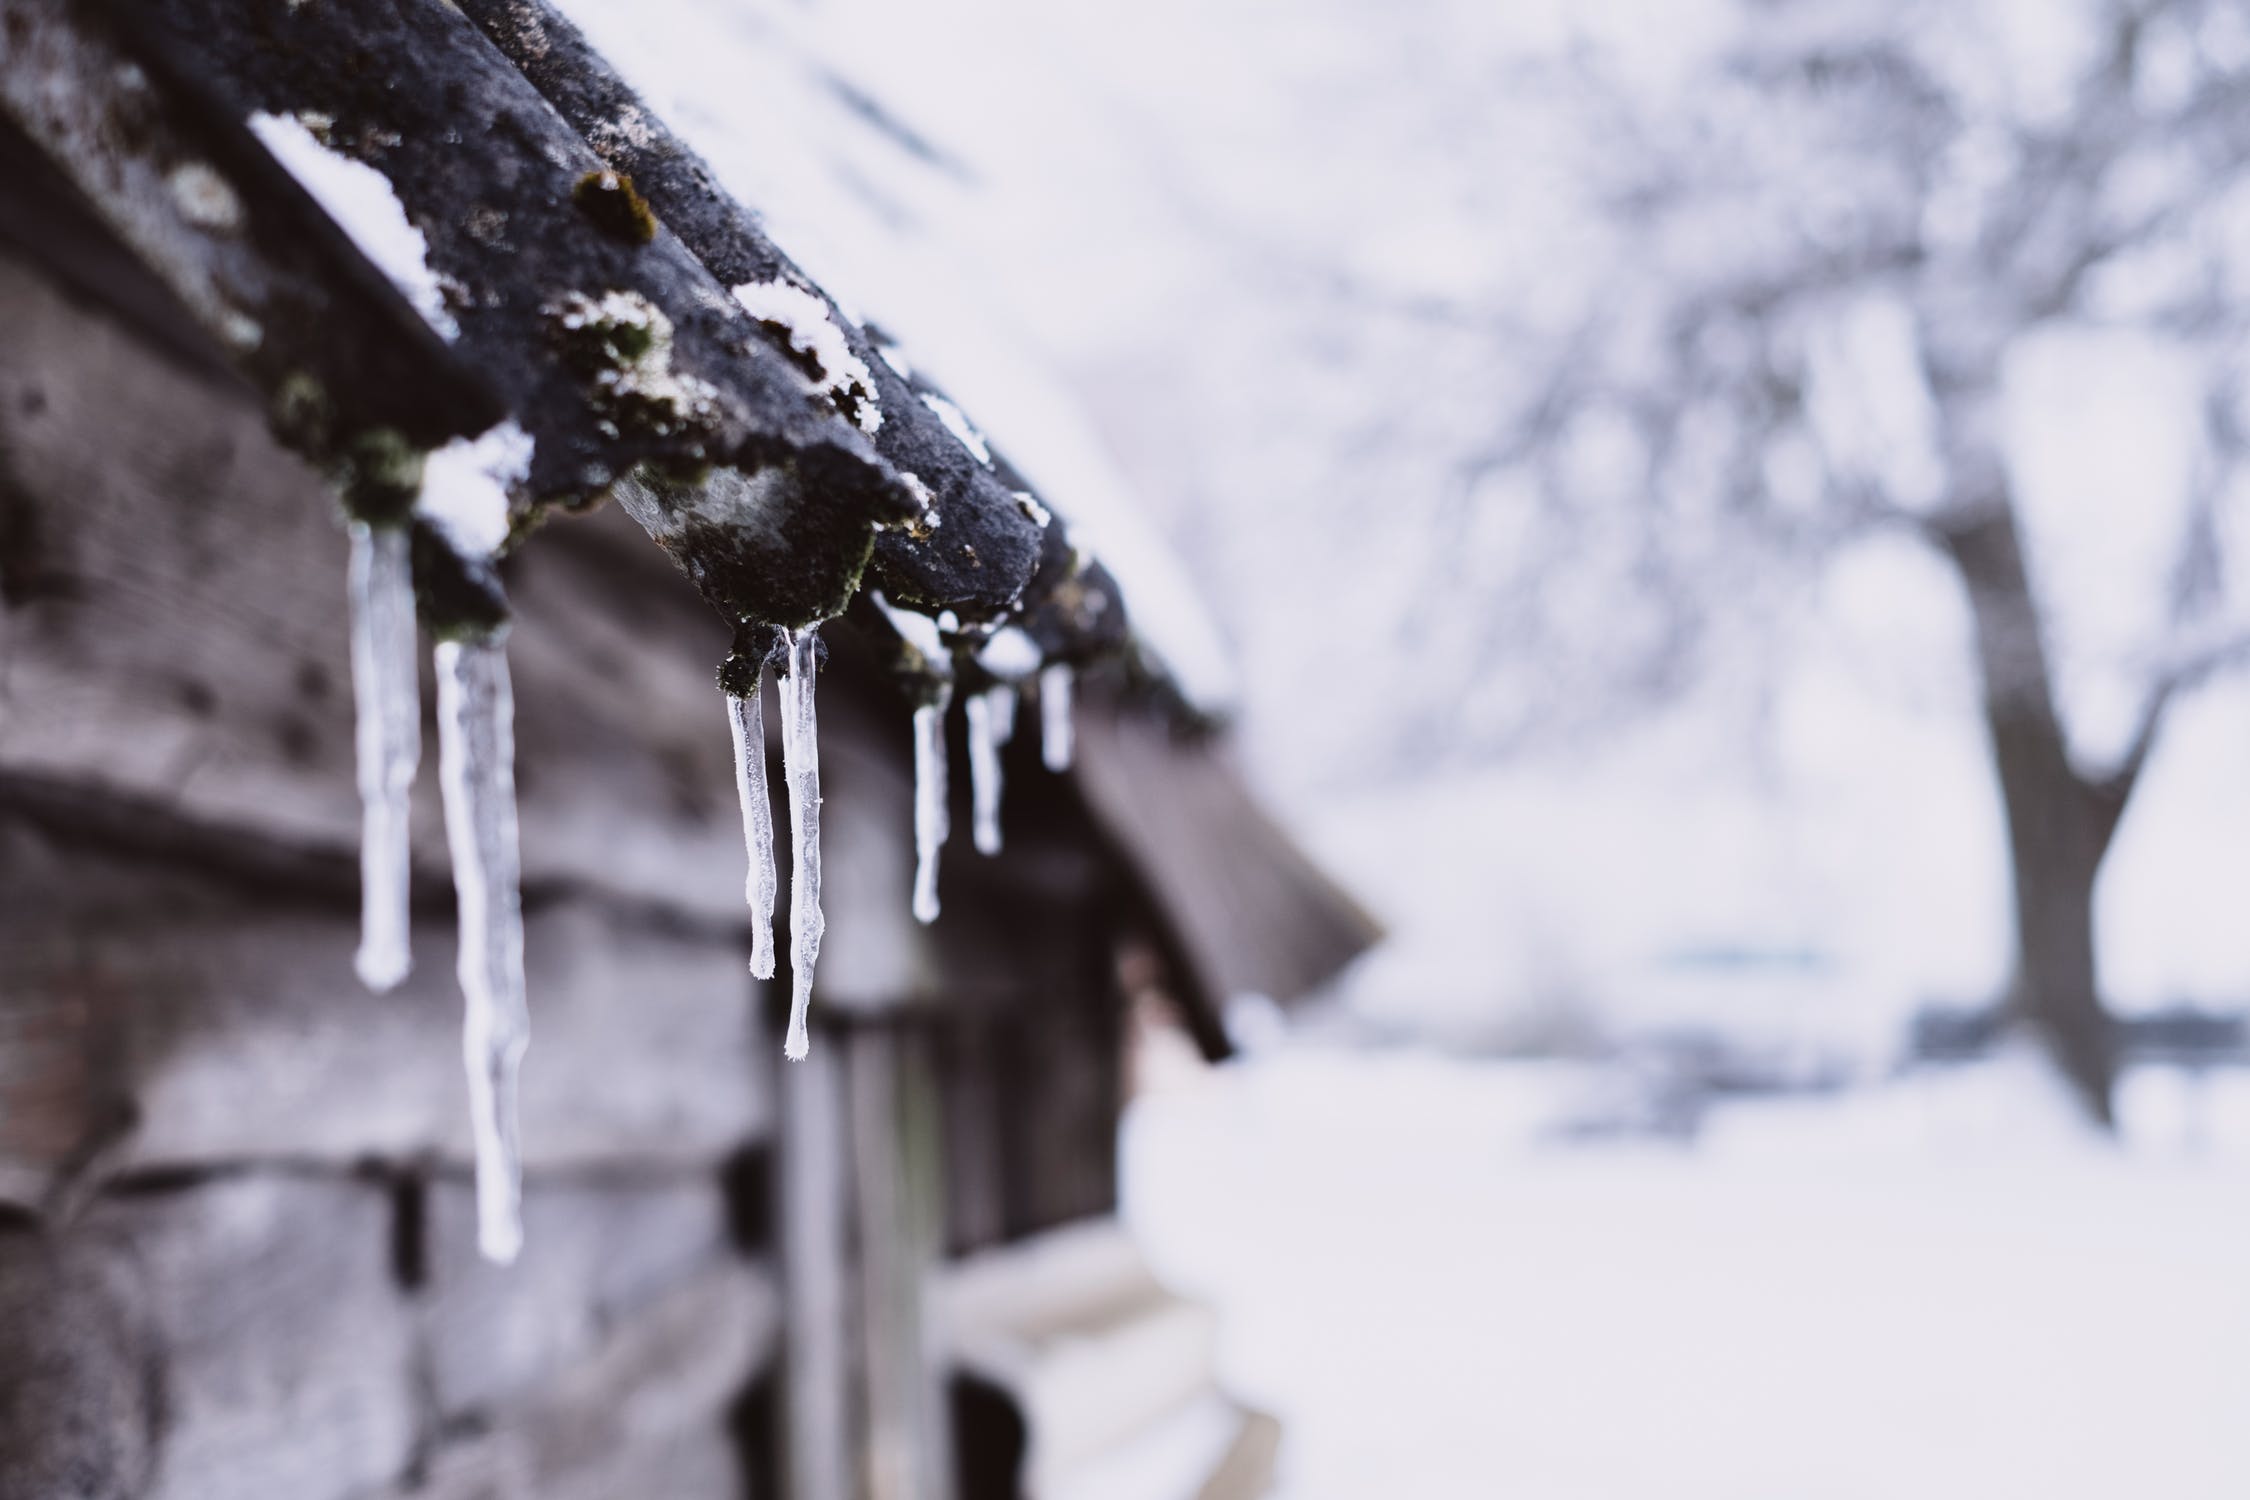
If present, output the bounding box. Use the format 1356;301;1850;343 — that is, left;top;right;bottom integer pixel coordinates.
418;420;536;559
247;109;460;342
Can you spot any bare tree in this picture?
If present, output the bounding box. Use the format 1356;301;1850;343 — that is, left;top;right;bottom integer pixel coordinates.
1474;0;2250;1120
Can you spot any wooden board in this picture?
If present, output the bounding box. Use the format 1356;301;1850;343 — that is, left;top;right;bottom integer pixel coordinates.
0;822;771;1212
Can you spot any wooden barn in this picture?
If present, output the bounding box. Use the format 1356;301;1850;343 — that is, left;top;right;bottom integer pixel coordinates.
0;2;1377;1498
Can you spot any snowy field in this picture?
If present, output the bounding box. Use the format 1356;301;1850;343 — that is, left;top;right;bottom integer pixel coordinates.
1124;1045;2250;1500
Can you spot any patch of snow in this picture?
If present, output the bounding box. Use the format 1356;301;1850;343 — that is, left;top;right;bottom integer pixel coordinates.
920;391;992;465
731;278;883;432
166;161;244;232
1126;1045;2250;1500
897;471;939;527
248;110;460;340
416;420;534;559
554;290;718;437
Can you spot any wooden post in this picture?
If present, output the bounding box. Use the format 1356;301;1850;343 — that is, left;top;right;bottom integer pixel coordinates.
780;1040;852;1500
783;1021;955;1500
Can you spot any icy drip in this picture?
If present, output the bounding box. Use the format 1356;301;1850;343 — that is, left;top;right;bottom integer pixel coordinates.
348;523;421;992
966;688;1006;856
1040;664;1075;772
776;626;825;1061
435;638;528;1264
911;690;950;925
987;684;1018;746
728;683;779;979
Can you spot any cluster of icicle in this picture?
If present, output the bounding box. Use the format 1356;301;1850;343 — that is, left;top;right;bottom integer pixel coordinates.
345;521;1078;1264
720;630;823;1059
720;632;1074;1029
897;658;1073;923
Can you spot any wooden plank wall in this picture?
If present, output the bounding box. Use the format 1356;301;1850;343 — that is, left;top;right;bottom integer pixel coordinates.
0;248;786;1498
0;238;1158;1500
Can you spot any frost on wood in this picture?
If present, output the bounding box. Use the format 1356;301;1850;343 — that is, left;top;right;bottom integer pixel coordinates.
966;687;1007;856
921;392;992;466
730;279;882;435
246;110;461;342
728;681;781;980
553;290;720;440
912;691;951;924
348;523;421;992
436;637;529;1264
1040;663;1075;772
777;626;826;1061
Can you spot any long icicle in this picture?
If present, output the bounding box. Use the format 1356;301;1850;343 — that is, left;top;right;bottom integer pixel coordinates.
966;687;1006;856
435;636;528;1264
728;678;779;979
911;688;950;924
777;625;825;1061
349;523;421;991
1040;663;1075;772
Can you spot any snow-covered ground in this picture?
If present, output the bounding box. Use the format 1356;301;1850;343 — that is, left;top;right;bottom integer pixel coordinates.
1124;1044;2250;1500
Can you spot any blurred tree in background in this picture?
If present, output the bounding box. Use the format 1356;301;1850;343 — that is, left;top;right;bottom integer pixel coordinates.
1479;0;2250;1120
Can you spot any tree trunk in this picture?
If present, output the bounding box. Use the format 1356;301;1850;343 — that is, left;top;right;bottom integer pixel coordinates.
1936;501;2127;1125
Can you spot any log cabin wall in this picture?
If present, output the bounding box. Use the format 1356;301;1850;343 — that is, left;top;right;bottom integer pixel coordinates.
0;240;1141;1499
0;240;784;1500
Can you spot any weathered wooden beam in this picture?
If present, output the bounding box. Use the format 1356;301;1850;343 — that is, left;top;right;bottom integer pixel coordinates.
454;0;1046;627
1073;692;1384;1055
455;0;1137;680
0;0;501;462
114;0;933;629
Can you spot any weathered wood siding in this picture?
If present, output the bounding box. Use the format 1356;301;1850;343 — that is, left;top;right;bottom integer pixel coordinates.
0;240;1156;1499
0;246;784;1499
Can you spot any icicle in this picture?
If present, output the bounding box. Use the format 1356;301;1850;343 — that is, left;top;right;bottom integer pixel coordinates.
1040;663;1075;772
988;683;1018;746
911;689;950;924
966;688;1007;856
776;625;826;1061
435;637;528;1264
348;523;421;992
728;681;779;979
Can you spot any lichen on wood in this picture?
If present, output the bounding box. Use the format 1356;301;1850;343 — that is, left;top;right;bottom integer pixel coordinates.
455;0;1061;630
101;0;921;632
